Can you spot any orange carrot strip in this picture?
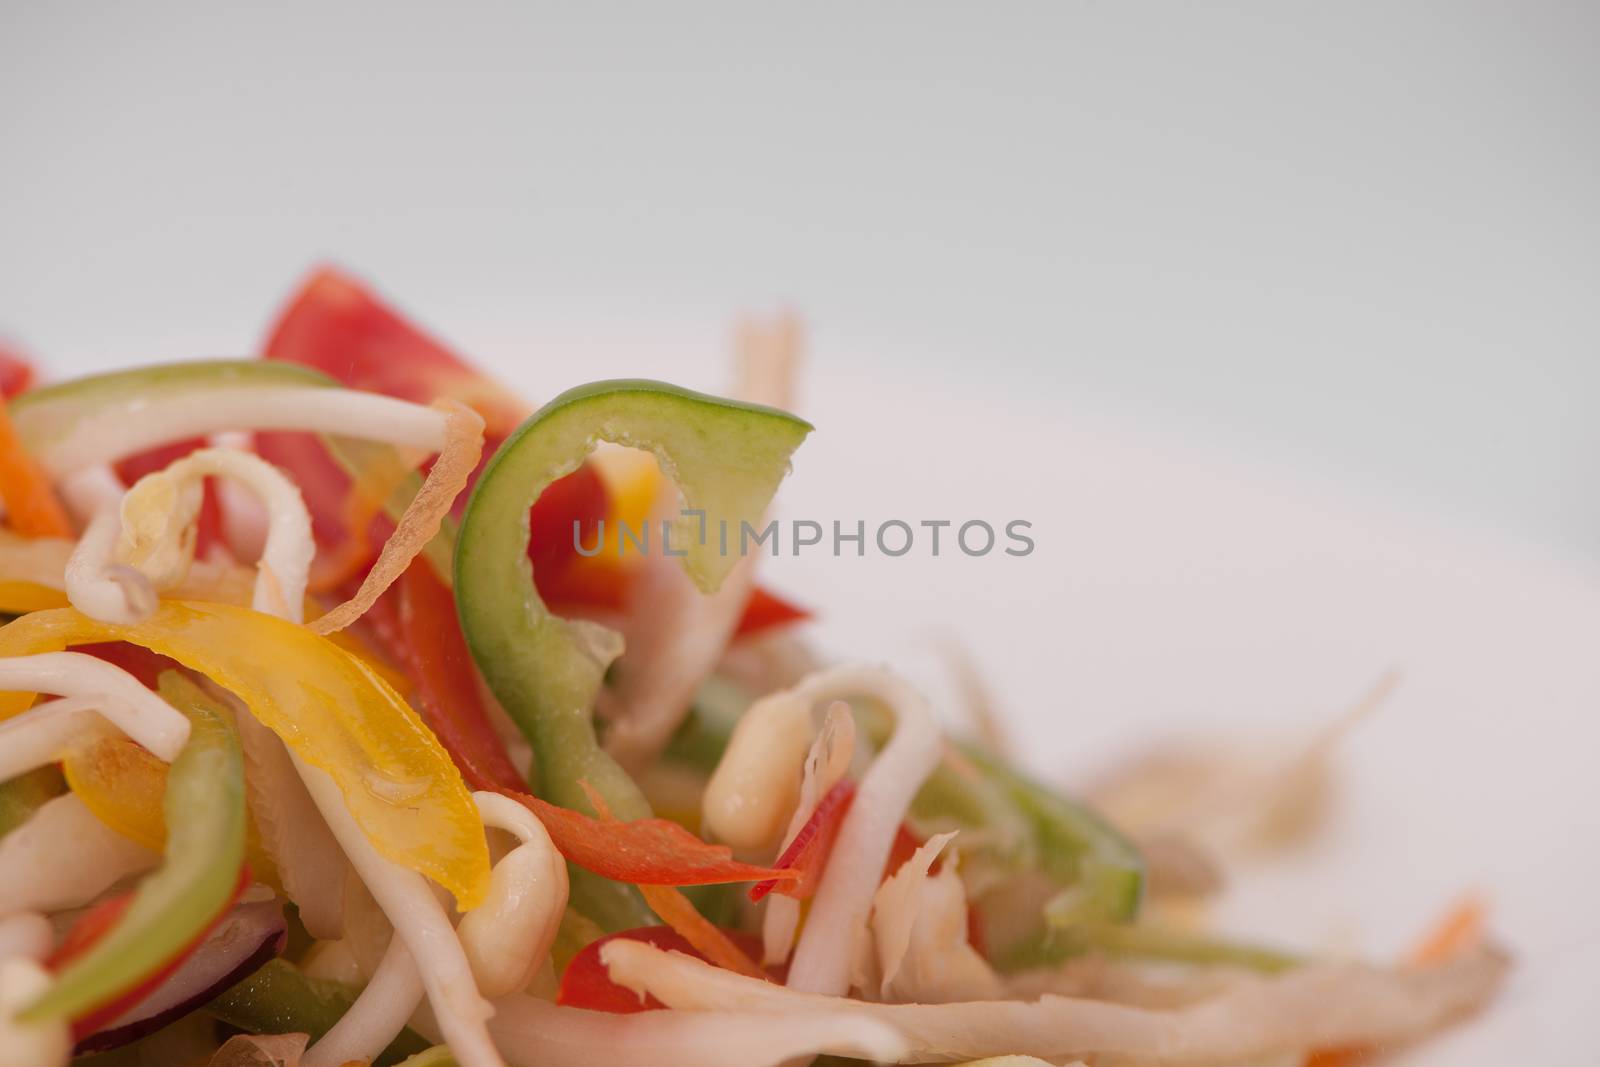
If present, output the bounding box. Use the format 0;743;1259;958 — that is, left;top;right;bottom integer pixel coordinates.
638;884;766;979
0;395;72;537
581;778;766;979
1303;894;1489;1066
1406;894;1486;967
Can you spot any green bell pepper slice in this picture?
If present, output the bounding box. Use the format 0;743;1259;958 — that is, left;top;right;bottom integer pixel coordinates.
23;672;247;1024
997;920;1299;974
961;744;1144;925
0;765;63;840
455;379;811;820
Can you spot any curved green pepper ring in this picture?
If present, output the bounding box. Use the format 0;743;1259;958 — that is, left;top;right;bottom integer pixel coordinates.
455;379;811;820
23;671;247;1027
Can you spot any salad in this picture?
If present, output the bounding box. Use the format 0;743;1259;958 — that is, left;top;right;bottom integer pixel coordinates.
0;269;1504;1067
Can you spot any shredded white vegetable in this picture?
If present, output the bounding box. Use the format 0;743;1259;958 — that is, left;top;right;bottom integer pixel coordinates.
483;992;908;1067
784;665;945;996
0;957;70;1067
459;792;569;998
303;935;424;1067
65;505;158;624
0;696;106;784
22;386;450;478
0;530;74;591
701;689;815;849
0;652;190;760
232;708;347;939
0;913;52;963
874;831;959;996
602;937;1508;1065
0;795;157;915
119;447;316;622
56;466;127;528
294;756;504;1067
871;833;1003;1004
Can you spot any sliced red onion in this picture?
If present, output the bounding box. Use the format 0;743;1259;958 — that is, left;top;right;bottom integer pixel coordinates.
74;898;286;1054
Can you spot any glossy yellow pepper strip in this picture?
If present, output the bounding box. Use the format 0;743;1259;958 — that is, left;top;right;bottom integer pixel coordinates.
0;601;490;908
0;582;67;614
62;732;283;890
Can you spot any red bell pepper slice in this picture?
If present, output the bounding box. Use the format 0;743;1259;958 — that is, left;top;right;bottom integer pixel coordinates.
732;585;811;639
557;927;779;1014
256;266;809;629
49;866;250;1039
749;778;857;902
380;559;794;887
75;642;181;691
0;345;37;398
255;267;608;604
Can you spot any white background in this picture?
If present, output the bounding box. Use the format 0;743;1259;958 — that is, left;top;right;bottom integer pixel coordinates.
3;2;1595;1059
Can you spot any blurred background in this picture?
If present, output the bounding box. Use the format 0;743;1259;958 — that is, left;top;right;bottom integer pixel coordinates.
2;1;1596;554
3;2;1598;1053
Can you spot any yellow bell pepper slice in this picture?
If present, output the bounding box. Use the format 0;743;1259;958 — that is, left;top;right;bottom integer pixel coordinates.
62;732;283;890
0;581;68;614
0;601;489;908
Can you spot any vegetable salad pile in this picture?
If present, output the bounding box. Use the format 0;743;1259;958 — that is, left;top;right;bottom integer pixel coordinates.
0;270;1504;1067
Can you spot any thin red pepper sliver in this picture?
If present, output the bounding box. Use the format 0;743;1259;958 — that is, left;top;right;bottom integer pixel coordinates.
0;346;36;398
749;778;857;902
732;586;811;639
558;926;782;1014
53;865;251;1039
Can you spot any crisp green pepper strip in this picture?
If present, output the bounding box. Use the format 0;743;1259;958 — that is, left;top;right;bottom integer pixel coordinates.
996;921;1299;974
207;959;431;1066
455;379;811;819
23;672;246;1023
660;677;755;774
1079;922;1299;972
961;744;1144;925
0;765;63;840
396;1048;460;1067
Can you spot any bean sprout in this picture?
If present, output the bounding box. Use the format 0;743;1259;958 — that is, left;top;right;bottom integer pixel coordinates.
782;665;944;996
